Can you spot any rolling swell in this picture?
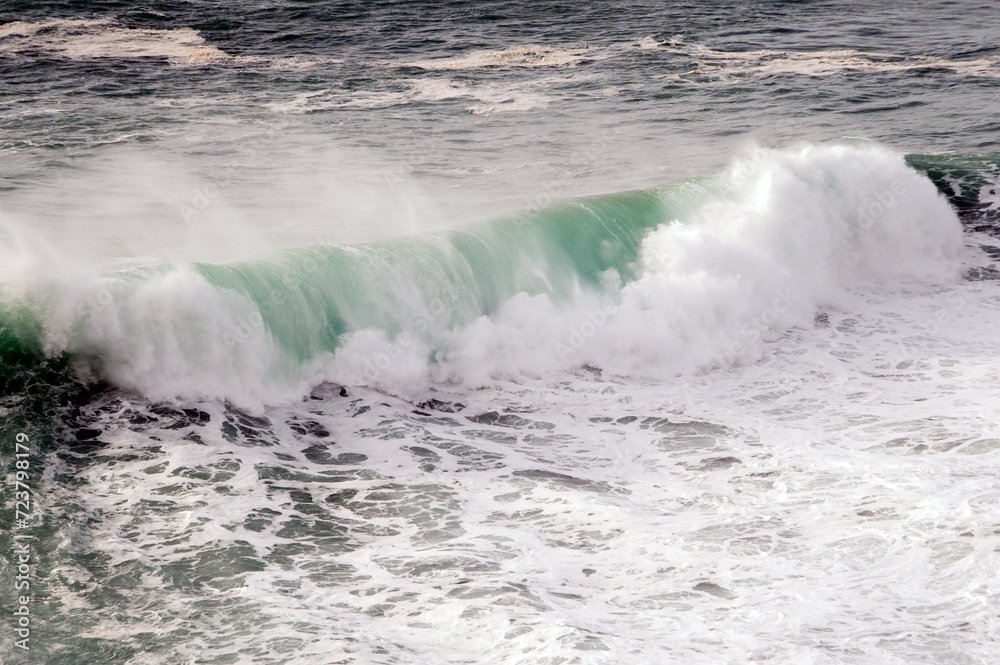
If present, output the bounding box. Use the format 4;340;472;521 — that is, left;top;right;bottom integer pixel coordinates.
0;142;977;406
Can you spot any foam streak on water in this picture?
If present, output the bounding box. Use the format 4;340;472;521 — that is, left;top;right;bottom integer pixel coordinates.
0;18;236;64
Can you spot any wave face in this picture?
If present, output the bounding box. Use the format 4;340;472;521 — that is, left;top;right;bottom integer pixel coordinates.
0;142;966;407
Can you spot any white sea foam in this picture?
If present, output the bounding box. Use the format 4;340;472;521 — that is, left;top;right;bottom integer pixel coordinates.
337;142;963;396
44;266;289;410
270;78;556;115
645;36;1000;80
0;18;313;67
59;258;1000;662
405;45;602;70
402;37;999;81
982;175;1000;210
0;18;234;64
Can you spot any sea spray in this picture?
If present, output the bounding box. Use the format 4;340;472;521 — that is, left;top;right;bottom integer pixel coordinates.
0;142;962;406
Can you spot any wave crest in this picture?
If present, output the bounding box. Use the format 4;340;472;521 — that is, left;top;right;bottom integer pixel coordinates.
0;142;965;407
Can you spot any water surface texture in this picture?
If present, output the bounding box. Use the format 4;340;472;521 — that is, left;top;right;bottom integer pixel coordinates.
2;2;1000;664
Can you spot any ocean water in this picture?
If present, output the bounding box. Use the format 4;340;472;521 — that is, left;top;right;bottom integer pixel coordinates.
2;2;1000;663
